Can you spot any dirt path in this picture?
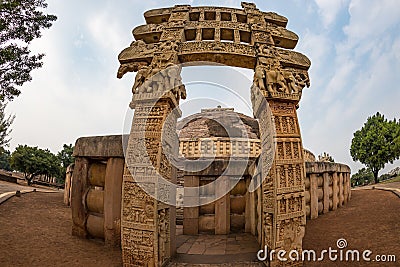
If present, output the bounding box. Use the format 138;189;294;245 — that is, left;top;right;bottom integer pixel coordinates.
303;189;399;266
0;190;398;266
0;192;121;267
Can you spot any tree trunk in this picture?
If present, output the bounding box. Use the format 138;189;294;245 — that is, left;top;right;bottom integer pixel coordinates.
373;170;379;184
27;174;36;186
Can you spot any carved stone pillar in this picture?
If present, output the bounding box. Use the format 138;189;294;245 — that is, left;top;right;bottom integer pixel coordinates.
215;176;230;234
251;47;309;266
339;172;344;207
310;173;318;219
183;175;199;235
323;172;330;214
104;157;124;247
332;172;339;210
71;157;89;238
121;47;183;265
122;97;180;266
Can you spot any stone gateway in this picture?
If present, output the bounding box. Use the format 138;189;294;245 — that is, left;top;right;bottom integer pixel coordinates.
117;2;310;267
68;2;351;267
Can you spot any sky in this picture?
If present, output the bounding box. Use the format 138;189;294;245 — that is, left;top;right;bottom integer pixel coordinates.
5;0;400;175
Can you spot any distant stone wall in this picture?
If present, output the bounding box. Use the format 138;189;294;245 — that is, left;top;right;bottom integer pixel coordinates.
304;162;351;219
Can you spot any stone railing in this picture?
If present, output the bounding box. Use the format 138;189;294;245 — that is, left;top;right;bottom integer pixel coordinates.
71;135;125;247
179;137;261;159
69;134;352;248
304;162;351;219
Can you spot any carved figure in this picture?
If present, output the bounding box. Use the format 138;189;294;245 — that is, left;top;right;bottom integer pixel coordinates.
130;39;147;50
165;63;180;89
158;209;167;264
178;84;187;100
241;2;257;10
117;62;143;79
294;73;310;94
160;40;178;52
132;65;150;94
253;65;266;91
144;63;165;93
283;71;298;94
265;70;286;94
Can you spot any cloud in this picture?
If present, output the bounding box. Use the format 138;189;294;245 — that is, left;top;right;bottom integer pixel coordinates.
299;0;400;174
344;0;400;43
5;0;400;176
87;11;128;54
314;0;348;27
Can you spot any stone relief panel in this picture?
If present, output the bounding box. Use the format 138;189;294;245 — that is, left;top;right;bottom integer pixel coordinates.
253;54;310;102
179;41;256;56
157;208;170;266
122;182;155;228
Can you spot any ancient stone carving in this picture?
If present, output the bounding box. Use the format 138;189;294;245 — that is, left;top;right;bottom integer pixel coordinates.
280;217;305;253
132;65;150;94
161;28;183;41
158;209;169;266
253;65;266;92
265;69;287;94
118;3;312;267
241;2;258;11
263;213;273;247
118;40;157;65
164;63;187;100
117;61;148;79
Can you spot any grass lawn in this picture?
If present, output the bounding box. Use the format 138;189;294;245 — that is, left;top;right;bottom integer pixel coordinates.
381;175;400;184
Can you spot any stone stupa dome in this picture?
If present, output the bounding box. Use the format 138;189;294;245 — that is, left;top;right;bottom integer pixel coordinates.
177;107;259;140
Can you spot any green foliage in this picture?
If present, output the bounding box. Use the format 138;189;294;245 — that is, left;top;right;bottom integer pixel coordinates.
10;144;60;185
350;112;400;184
0;148;12;171
0;103;14;149
9;144;74;185
57;144;74;168
0;0;57;101
56;144;74;183
351;167;374;187
379;173;391;182
381;175;400;184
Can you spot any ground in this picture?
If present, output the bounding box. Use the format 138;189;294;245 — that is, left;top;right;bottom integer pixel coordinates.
0;180;32;194
0;185;398;266
303;189;399;267
0;192;121;267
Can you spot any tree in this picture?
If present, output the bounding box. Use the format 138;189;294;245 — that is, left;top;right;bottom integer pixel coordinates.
57;144;74;169
350;112;400;184
0;102;14;149
0;148;12;171
0;0;57;101
10;144;60;185
351;167;374;187
56;144;74;183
